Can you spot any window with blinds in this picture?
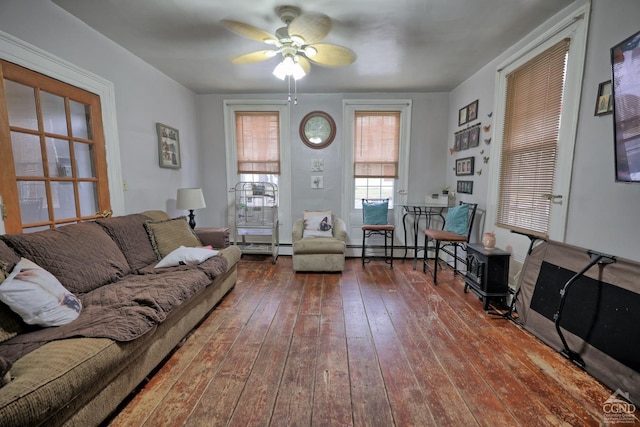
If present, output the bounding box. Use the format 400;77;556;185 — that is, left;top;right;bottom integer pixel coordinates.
354;111;400;178
235;111;280;175
497;39;570;238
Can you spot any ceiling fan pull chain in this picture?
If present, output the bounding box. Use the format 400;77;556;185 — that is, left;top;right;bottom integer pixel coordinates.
287;75;292;103
294;77;298;105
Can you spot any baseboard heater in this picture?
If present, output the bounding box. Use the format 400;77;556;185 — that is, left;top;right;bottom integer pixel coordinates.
514;240;639;405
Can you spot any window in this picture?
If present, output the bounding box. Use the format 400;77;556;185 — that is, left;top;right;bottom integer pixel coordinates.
496;39;570;238
353;111;401;208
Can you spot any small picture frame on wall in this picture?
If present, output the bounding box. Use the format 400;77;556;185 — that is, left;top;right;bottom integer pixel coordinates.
458;106;468;126
469;124;480;148
157;123;181;169
455;156;475;176
460;129;470;150
466;100;479;122
457;180;474;194
454;132;462;151
595;80;613;116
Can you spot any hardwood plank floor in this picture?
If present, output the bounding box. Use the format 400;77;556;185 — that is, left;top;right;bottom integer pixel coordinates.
107;256;633;427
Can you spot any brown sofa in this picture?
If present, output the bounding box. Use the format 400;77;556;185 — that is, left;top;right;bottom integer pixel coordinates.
0;211;240;426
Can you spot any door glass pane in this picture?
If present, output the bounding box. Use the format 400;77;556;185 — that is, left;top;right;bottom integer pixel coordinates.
4;80;38;130
11;132;43;176
51;181;76;220
41;91;68;136
46;137;72;177
70;100;92;140
78;181;98;217
74;142;96;178
18;181;46;223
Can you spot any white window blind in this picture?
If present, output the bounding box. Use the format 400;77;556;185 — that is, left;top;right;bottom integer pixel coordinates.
235;111;280;174
497;38;570;238
354;111;400;178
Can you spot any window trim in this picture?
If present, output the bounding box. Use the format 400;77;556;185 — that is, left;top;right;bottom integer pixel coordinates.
485;3;590;262
223;100;291;244
342;99;412;245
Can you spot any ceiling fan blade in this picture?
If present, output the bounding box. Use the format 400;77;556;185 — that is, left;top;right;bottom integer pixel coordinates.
220;19;277;44
297;56;312;75
308;43;357;67
231;50;277;64
288;13;332;44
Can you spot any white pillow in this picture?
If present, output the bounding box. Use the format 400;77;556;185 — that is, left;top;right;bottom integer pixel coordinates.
155;246;219;268
0;258;82;327
303;211;333;238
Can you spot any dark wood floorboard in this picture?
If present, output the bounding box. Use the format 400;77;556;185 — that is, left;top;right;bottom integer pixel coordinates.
108;256;635;427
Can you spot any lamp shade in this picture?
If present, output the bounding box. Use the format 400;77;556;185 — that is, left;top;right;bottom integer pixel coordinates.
176;188;206;210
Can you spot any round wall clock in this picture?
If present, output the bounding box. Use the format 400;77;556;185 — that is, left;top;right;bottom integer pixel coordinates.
299;111;336;149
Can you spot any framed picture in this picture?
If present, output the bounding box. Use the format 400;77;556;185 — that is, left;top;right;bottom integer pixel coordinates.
455;156;475;176
157;123;181;169
458;106;468;126
466;100;479;122
460;129;470;150
454;132;462;151
469;124;480;147
595;80;613;116
457;180;474;194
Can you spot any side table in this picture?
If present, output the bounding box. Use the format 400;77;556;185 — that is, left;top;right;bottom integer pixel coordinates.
464;243;510;310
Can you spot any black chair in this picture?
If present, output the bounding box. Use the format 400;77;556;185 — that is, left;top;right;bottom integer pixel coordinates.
361;199;394;269
422;202;477;284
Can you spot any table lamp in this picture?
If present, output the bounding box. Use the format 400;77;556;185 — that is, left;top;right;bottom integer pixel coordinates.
176;188;206;229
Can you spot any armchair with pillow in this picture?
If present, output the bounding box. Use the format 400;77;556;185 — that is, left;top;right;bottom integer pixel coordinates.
292;211;347;272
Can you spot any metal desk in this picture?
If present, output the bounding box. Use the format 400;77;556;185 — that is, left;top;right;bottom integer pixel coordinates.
401;203;448;269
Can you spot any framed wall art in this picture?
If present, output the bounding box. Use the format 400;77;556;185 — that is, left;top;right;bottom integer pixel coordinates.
461;129;470;150
457;180;474;194
454;132;462;151
456;156;475;176
466;100;479;122
458;105;468;126
469;123;480;147
594;80;613;116
157;123;181;169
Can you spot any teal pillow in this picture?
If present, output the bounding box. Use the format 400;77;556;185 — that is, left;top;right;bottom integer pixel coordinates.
444;204;469;235
363;200;389;225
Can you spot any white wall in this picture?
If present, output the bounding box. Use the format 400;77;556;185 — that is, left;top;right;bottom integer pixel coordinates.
0;0;201;217
449;0;640;263
197;91;449;239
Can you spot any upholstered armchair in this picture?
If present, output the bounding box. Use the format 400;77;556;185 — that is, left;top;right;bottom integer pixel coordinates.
292;214;347;272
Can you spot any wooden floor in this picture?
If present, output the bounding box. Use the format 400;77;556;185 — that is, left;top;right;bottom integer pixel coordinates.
107;256;625;427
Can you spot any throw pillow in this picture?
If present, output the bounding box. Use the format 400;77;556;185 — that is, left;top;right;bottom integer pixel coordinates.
96;214;158;270
145;216;202;259
0;258;82;327
0;355;11;387
155;246;219;268
303;210;333;238
444;204;470;236
363;200;389;225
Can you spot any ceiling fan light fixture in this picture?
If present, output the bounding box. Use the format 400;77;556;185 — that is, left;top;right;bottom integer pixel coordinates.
273;55;306;80
290;35;305;45
303;46;317;58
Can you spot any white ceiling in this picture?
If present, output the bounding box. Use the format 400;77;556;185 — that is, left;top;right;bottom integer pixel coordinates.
51;0;575;94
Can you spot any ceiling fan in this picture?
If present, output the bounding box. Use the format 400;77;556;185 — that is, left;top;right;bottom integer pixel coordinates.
221;5;357;80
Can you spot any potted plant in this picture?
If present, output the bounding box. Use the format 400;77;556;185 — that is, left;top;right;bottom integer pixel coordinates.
440;185;450;195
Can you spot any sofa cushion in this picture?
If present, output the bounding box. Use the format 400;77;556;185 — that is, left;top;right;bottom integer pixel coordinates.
96;214;158;270
1;222;130;294
293;237;346;254
144;216;202;258
0;258;82;327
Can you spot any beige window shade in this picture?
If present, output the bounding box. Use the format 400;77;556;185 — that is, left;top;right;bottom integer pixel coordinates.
235;111;281;174
354;111;400;178
497;38;570;238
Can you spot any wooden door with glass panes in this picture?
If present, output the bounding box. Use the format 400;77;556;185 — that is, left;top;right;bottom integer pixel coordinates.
0;60;111;233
